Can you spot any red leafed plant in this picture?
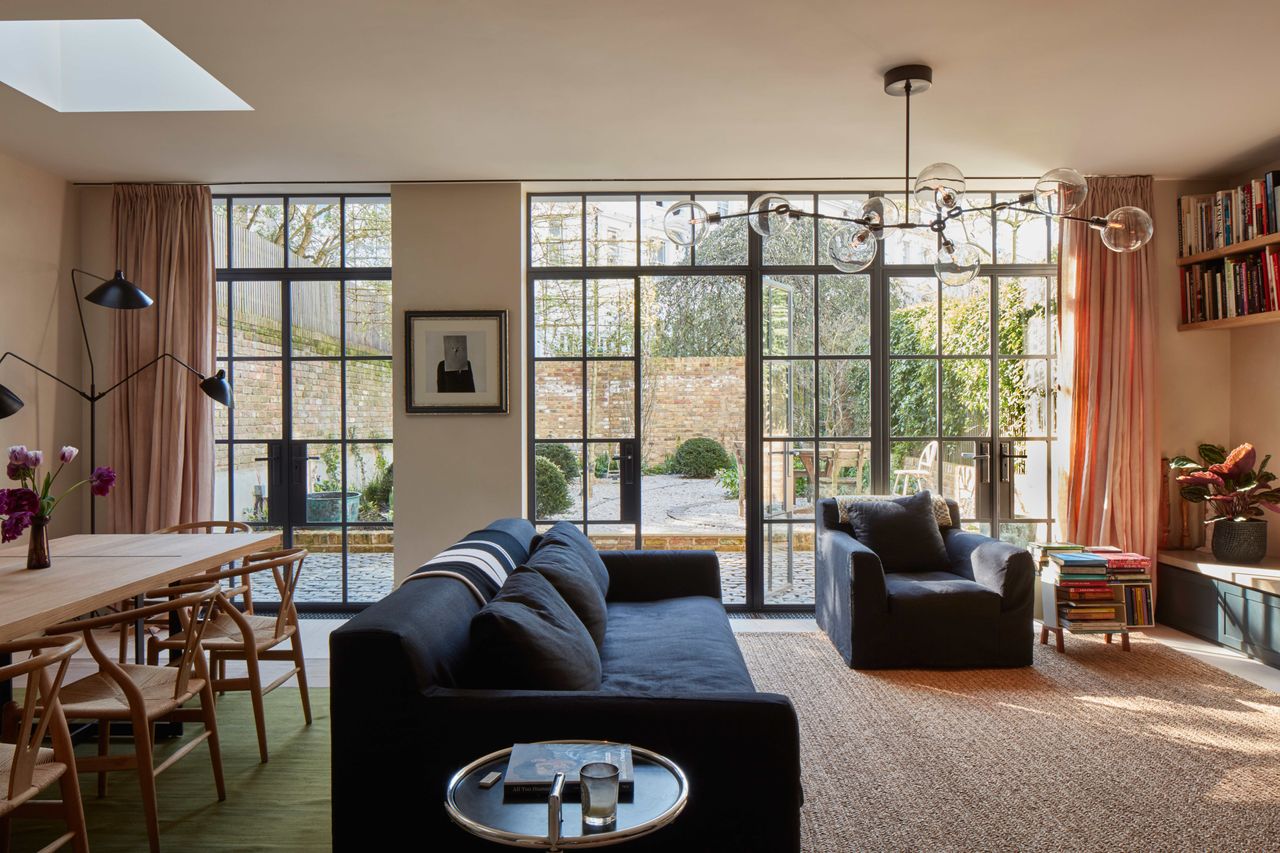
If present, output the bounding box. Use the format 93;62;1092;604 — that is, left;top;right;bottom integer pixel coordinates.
1170;443;1280;523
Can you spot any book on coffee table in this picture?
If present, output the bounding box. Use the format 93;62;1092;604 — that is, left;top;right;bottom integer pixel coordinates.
503;742;634;799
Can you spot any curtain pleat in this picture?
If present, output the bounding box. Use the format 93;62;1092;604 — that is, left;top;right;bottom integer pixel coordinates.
109;184;215;532
1057;175;1159;564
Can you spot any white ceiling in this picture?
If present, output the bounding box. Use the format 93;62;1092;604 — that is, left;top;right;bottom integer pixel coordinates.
0;0;1276;184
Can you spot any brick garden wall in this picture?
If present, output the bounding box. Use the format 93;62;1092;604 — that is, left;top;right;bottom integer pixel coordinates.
535;356;745;464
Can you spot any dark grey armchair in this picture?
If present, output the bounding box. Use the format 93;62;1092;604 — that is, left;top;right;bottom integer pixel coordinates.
815;497;1034;668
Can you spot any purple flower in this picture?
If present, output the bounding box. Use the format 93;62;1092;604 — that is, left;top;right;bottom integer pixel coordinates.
8;488;38;514
59;446;78;464
7;446;26;466
6;462;23;481
0;489;9;516
23;450;42;468
90;466;116;497
2;511;33;543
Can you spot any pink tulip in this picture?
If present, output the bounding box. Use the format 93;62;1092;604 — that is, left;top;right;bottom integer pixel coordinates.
59;446;78;464
90;466;116;497
7;446;26;466
24;450;42;468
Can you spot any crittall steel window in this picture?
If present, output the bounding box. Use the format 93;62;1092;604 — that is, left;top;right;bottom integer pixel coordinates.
528;191;1056;610
213;195;392;608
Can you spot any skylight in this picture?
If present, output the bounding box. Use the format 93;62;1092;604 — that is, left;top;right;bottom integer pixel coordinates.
0;19;250;112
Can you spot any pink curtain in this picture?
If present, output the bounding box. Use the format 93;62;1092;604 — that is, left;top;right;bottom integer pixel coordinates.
109;185;215;532
1057;175;1159;561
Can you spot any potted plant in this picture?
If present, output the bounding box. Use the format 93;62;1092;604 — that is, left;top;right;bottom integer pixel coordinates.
1171;443;1279;564
1;445;116;569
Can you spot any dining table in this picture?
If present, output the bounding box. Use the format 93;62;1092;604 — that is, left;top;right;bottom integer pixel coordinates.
0;531;281;708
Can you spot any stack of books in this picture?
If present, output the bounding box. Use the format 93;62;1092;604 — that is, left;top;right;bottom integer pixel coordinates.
1029;542;1083;572
1041;548;1126;632
1180;250;1279;324
1177;172;1280;255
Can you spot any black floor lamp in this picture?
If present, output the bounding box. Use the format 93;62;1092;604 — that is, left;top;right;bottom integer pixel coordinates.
0;268;231;531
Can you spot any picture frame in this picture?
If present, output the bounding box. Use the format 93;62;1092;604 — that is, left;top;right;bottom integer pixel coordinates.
404;310;508;414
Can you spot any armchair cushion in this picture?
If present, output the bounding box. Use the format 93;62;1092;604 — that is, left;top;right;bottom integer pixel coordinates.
885;571;1001;622
843;491;950;574
467;569;602;691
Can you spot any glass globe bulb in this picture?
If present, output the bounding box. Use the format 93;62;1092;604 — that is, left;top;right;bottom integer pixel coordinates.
1034;168;1089;215
934;241;983;287
827;225;877;272
663;200;709;247
1098;206;1154;253
859;196;901;240
748;193;795;238
914;162;967;212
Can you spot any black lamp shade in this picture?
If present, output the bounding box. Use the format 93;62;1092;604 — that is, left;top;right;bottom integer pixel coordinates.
85;270;154;310
199;369;232;407
0;383;23;419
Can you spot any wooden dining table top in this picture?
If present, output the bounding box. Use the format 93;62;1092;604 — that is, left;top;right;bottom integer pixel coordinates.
0;532;281;642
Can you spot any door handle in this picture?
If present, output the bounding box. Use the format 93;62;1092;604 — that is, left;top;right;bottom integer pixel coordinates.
998;444;1026;483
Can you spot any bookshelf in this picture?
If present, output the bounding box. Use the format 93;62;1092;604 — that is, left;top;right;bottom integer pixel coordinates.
1032;545;1153;653
1177;180;1280;331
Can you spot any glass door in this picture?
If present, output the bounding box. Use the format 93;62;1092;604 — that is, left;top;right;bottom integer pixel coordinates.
213;195;393;608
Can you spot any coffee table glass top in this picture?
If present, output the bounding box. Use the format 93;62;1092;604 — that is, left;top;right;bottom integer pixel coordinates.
446;741;688;850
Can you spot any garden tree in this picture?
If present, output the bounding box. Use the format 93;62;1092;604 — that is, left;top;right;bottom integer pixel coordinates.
228;199;391;268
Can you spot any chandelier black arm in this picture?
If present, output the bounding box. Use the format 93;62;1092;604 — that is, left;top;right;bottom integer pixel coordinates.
0;351;92;400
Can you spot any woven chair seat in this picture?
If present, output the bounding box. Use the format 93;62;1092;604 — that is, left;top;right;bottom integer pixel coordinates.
59;665;205;720
158;612;295;653
0;743;64;815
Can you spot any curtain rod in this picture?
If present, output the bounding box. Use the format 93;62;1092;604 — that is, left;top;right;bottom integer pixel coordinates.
71;174;1045;187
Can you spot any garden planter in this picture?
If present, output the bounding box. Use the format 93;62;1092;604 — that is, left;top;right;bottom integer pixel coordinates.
307;491;360;523
1211;519;1268;565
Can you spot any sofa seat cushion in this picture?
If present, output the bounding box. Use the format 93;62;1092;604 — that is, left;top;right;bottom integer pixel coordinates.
885;571;1001;622
598;597;754;695
468;570;602;691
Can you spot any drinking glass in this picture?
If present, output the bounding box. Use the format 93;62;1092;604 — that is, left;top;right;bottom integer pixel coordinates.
579;762;620;827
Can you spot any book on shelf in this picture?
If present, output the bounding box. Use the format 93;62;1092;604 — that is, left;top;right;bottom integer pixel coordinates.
1083;545;1121;553
1178;172;1280;256
1123;585;1154;627
1060;617;1126;631
1029;542;1083;566
1180;248;1279;324
503;743;634;799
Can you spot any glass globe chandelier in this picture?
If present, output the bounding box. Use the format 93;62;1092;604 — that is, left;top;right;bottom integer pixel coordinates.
662;64;1153;284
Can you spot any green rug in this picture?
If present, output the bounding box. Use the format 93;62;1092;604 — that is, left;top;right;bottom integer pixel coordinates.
11;689;330;853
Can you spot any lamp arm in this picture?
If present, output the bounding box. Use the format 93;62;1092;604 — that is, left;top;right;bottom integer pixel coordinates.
94;352;205;401
0;352;92;400
69;269;108;391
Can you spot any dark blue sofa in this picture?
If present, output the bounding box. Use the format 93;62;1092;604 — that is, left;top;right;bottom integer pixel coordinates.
816;498;1035;668
330;518;802;851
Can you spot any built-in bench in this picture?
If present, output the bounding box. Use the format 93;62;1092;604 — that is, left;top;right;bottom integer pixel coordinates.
1157;550;1280;668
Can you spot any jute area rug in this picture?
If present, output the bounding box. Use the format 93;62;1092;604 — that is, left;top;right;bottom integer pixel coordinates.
737;631;1280;852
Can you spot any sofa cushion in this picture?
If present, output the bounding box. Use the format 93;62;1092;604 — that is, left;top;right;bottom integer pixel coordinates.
598;597;755;695
523;543;609;649
531;521;611;597
885;570;1002;622
467;570;602;691
844;490;950;573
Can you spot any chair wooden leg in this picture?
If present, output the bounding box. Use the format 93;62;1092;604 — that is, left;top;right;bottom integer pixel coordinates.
290;632;312;726
244;652;270;764
96;720;110;798
58;762;90;853
199;679;227;800
132;711;162;853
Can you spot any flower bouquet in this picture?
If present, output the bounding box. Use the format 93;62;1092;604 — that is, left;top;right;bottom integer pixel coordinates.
1;445;116;569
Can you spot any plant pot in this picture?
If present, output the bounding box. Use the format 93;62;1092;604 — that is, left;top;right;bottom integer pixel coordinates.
306;491;360;523
27;515;50;570
1210;519;1268;565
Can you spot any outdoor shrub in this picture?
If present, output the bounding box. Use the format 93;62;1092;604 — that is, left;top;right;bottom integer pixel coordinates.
535;443;580;481
593;451;610;479
672;437;733;480
534;456;572;517
714;465;740;499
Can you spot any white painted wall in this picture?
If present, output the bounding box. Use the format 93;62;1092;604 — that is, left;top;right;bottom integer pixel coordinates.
390;183;524;581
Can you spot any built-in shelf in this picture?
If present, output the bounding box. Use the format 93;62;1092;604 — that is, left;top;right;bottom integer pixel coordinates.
1178;311;1280;332
1176;231;1280;266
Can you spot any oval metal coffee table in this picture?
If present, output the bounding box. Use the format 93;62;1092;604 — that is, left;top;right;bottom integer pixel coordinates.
445;741;688;851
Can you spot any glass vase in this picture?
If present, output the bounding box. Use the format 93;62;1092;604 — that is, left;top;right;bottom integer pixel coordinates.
26;515;51;570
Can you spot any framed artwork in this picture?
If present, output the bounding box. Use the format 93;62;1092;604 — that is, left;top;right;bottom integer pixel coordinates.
405;310;508;414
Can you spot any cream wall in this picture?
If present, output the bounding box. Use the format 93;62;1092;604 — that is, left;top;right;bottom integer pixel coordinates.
0;149;86;536
390;183;524;581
